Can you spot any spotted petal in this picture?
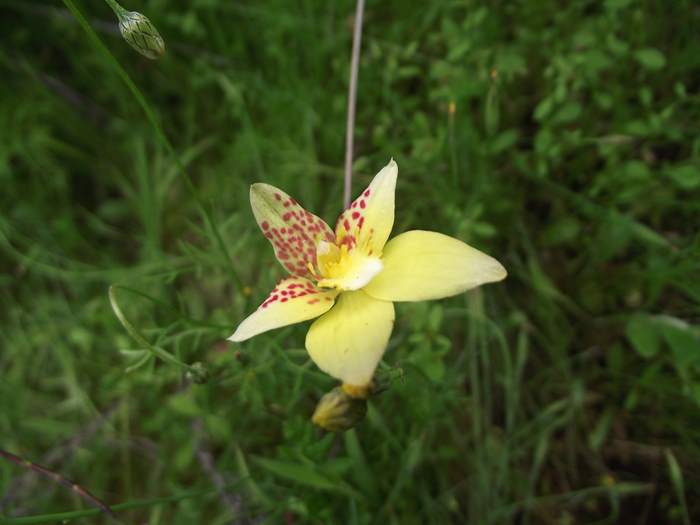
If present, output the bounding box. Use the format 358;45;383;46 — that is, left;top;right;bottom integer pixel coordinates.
363;230;507;301
335;159;397;256
250;183;335;279
228;277;338;342
305;290;394;386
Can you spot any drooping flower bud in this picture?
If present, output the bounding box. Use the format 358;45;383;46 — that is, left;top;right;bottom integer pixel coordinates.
312;386;367;432
116;10;165;59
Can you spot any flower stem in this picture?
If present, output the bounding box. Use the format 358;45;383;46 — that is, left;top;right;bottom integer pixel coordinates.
343;0;365;209
103;0;125;16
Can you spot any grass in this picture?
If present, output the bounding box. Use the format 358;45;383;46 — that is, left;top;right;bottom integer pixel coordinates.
1;0;700;523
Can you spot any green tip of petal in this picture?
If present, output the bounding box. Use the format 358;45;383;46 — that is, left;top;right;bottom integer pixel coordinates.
227;331;244;343
492;260;508;282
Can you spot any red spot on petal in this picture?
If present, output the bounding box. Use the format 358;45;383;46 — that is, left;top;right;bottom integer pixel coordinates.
283;212;291;221
261;221;269;230
364;189;370;197
343;219;350;231
281;297;288;302
352;211;360;220
265;232;273;239
360;200;366;209
275;193;282;201
358;217;365;229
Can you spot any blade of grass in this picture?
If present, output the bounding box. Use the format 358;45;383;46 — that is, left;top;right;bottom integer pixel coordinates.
665;448;691;525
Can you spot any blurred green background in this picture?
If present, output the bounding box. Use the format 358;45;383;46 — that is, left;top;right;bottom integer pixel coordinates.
1;0;700;523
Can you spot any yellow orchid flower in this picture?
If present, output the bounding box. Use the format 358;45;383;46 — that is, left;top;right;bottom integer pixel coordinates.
228;159;506;392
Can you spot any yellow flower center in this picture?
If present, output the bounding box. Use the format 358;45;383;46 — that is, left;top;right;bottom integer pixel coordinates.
314;239;383;291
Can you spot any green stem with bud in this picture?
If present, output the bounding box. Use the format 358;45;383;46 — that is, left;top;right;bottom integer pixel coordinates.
62;0;244;291
103;0;127;17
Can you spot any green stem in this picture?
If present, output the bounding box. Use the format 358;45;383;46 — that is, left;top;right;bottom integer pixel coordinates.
103;0;126;17
62;0;244;291
108;285;195;373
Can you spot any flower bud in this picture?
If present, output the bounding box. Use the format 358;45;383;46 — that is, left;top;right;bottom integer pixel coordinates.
186;362;210;384
311;386;367;432
117;11;165;59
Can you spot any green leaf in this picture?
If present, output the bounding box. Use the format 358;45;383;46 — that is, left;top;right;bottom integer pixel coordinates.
667;165;700;190
540;217;581;245
634;48;666;70
661;320;700;369
533;97;553;122
553;102;582;124
253;457;359;498
605;0;634;10
167;391;200;416
625;316;661;358
490;129;519;154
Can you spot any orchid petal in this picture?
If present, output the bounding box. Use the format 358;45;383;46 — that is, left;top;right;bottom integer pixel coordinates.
335;159;397;256
250;183;335;279
305;290;394;386
363;230;507;302
228;277;338;342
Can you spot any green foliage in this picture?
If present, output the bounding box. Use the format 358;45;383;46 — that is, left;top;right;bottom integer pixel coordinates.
1;0;699;523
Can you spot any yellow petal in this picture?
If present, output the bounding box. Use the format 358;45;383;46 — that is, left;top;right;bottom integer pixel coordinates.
250;183;335;279
335;159;397;256
305;290;394;386
363;230;507;302
229;277;338;342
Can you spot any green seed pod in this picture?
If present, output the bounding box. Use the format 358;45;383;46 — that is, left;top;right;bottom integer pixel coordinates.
312;386;367;432
117;10;165;59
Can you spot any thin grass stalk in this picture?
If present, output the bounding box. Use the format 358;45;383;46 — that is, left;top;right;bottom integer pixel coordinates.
0;450;117;521
342;0;365;209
